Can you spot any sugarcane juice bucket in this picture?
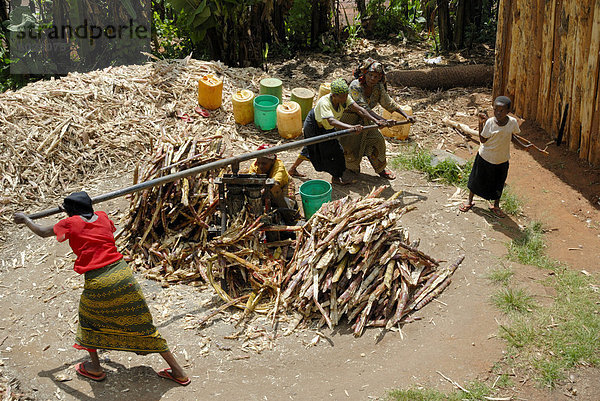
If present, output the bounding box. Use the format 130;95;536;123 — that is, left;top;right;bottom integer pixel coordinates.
381;105;413;140
299;179;332;220
198;74;223;110
290;87;314;121
277;101;302;139
317;82;331;99
232;89;254;125
253;94;279;131
259;77;283;104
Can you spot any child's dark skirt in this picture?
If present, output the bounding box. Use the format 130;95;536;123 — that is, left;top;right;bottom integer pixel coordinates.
467;153;509;200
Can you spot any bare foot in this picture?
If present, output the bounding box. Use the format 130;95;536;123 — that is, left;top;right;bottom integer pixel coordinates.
288;168;305;177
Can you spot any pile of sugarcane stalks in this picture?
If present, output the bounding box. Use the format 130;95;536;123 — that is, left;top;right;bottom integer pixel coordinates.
121;134;227;283
280;186;465;337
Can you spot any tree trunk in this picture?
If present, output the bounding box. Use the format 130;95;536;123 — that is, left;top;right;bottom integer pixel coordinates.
437;0;452;51
355;0;365;17
424;1;436;35
311;0;330;48
454;0;466;48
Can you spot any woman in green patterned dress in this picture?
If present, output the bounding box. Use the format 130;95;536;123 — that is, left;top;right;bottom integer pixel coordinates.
13;192;190;386
339;58;415;179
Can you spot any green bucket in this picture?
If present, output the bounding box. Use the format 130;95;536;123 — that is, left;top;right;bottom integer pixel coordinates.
254;94;279;131
299;179;332;220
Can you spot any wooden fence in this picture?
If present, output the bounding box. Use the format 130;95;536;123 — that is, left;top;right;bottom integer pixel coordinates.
493;0;600;165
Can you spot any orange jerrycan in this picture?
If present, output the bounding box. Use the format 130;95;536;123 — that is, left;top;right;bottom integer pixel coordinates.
232;89;254;125
277;101;302;139
198;74;223;110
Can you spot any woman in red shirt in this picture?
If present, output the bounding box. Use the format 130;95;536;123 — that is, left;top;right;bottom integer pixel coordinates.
14;192;190;386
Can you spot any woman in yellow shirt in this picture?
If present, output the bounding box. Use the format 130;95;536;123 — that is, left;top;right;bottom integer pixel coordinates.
288;78;384;185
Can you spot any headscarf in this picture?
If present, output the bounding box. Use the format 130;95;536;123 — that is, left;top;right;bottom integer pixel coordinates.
62;191;94;219
330;78;349;95
353;57;386;87
257;144;276;160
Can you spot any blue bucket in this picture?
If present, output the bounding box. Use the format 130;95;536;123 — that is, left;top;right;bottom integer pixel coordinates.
299;179;332;219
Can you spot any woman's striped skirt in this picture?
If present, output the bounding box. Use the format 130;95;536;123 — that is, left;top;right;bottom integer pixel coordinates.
75;259;168;354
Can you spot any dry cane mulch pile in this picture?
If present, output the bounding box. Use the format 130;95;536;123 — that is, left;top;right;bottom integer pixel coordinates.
0;56;266;226
281;186;464;336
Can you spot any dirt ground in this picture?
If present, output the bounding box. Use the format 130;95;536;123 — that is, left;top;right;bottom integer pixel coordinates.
1;42;599;400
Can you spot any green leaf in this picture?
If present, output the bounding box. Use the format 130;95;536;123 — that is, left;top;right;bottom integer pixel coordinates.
6;6;37;32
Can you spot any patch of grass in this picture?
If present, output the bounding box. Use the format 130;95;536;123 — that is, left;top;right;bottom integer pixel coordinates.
391;146;472;187
492;287;536;314
500;186;522;216
499;318;537;348
494;373;514;388
507;221;560;270
386;382;493;401
386;388;448;401
487;266;514;285
498;224;600;387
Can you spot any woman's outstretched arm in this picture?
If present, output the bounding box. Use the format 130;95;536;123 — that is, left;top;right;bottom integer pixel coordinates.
14;212;55;238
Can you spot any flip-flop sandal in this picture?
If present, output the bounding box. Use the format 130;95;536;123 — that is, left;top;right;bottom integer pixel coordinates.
490;207;506;218
157;368;191;386
194;106;210;118
378;169;396;180
176;111;194;123
459;203;474;212
75;362;106;382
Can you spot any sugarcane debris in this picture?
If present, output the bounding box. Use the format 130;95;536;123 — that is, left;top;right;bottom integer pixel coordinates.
120;134;228;283
0;57;265;226
120;135;290;320
280;186;465;337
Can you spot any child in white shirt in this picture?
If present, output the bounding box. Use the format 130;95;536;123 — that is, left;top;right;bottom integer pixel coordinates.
459;96;521;217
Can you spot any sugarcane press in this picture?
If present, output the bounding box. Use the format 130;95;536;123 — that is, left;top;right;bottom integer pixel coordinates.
208;173;275;236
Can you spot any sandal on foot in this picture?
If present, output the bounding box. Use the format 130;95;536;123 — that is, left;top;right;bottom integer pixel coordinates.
75;362;106;382
378;169;396;180
489;207;506;218
157;368;191;386
459;203;474;212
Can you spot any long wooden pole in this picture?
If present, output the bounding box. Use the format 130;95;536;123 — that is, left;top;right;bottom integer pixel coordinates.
28;121;410;219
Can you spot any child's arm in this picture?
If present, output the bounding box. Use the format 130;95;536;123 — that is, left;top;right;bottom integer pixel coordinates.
477;112;489;143
13;212;55;238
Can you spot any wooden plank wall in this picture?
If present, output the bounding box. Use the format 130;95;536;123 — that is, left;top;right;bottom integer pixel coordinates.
494;0;600;165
